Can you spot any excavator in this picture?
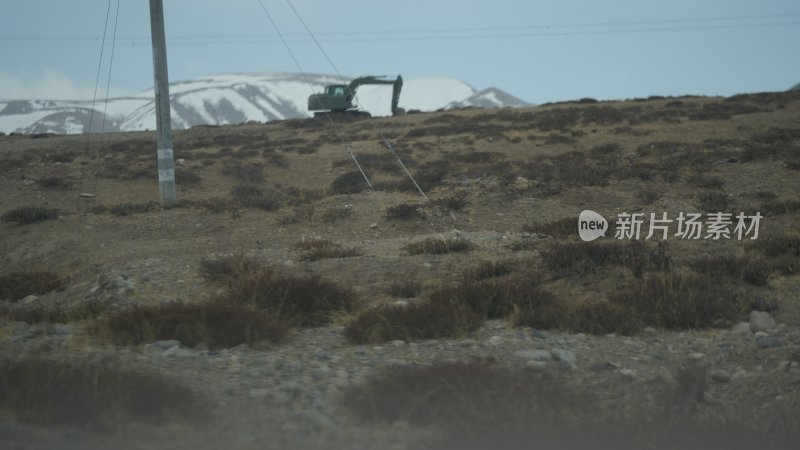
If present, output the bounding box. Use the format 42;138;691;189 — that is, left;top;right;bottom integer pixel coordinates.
308;75;404;118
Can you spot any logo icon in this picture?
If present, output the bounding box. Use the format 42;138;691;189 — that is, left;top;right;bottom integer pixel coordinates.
578;210;608;241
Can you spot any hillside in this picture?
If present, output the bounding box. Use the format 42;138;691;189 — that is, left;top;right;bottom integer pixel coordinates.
1;91;800;449
0;73;528;135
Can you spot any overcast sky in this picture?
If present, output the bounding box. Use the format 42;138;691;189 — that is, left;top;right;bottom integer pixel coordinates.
1;0;798;103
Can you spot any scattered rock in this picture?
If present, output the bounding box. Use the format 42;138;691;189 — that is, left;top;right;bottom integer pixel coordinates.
514;349;552;361
391;340;406;347
525;360;548;372
731;322;751;335
619;368;637;380
152;339;181;350
749;311;776;332
591;360;620;371
531;330;548;339
689;352;705;360
53;323;73;336
486;335;503;346
710;370;731;383
19;295;39;304
550;348;576;368
756;335;782;349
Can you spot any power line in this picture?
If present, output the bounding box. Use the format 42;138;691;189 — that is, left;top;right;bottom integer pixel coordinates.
283;0;427;199
4;13;799;45
76;0;114;214
255;0;374;191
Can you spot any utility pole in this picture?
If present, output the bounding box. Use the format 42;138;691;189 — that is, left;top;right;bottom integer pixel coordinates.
149;0;176;206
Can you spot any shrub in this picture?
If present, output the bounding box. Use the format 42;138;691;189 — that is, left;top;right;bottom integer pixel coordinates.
404;236;472;255
691;254;771;286
222;163;264;183
343;301;482;344
292;238;361;261
612;271;739;329
541;241;670;277
199;254;260;283
1;206;60;224
0;356;204;430
342;361;594;430
754;232;800;257
231;184;282;210
322;205;352;222
469;259;514;280
429;275;554;320
223;268;358;326
38;174;72;189
387;280;422;298
0;272;65;301
688;174;725;189
175;167;202;185
698;192;729;213
638;190;662;204
330;170;369;195
109;201;158;217
385;203;423;220
589;143;622;156
453;151;501;164
0;301;103;324
761;200;800;215
101;301;289;349
430;193;469;211
523;217;575;238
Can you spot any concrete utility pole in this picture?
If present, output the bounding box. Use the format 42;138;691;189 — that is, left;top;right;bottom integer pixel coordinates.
149;0;176;206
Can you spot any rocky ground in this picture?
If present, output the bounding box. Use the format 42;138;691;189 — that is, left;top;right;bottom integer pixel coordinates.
2;91;800;449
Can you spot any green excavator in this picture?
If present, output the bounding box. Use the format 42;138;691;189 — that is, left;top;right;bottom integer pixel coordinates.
308;75;404;118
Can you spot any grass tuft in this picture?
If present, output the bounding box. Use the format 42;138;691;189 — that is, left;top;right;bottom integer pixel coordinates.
0;272;65;301
0;356;205;431
101;300;289;349
344;301;482;344
1;206;60;224
404;236;472;255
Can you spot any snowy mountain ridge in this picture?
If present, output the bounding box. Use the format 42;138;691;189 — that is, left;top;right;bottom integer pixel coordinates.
0;73;530;135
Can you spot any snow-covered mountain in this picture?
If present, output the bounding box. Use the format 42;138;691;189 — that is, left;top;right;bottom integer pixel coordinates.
445;87;530;110
0;73;529;135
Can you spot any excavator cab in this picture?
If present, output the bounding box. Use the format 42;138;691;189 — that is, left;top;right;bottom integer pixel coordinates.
308;75;403;117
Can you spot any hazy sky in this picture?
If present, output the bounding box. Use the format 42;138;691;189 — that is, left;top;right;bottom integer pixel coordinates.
1;0;798;103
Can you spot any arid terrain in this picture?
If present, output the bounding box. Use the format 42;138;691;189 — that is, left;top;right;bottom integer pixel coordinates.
1;92;800;449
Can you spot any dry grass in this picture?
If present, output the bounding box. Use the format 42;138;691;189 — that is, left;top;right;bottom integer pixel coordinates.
1;206;60;224
404;236;472;255
292;238;362;261
0;356;205;431
429;274;553;320
385;202;423;220
100;300;289;349
386;280;422;298
344;301;482;344
0;271;65;301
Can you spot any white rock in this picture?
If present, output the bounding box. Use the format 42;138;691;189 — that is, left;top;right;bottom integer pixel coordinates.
514;349;552;361
486;335;503;346
710;370;731;383
690;352;705;360
749;311;776;332
731;322;751;335
525;360;548;372
19;295;39;304
550;348;577;367
391;340;406;346
619;368;636;380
